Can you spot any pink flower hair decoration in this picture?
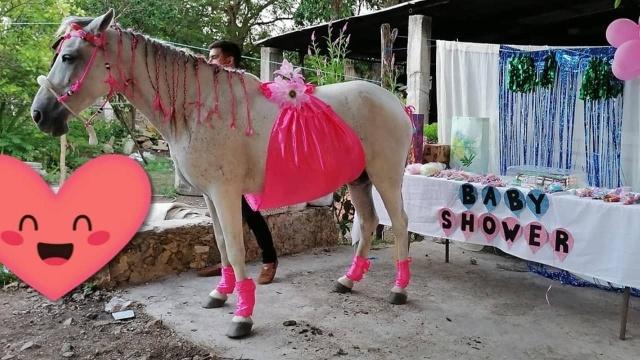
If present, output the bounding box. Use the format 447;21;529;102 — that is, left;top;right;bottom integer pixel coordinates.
267;59;310;108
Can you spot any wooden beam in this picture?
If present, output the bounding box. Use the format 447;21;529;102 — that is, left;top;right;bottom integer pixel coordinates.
260;47;284;82
406;15;432;116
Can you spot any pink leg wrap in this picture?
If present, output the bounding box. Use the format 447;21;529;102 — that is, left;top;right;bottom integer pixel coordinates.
234;278;256;317
395;258;412;289
215;266;236;295
345;255;371;282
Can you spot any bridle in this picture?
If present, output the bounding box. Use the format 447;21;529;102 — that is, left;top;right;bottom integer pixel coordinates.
38;23;131;140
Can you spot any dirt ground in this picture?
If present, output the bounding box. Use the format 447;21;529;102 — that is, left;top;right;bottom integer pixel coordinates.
126;239;639;360
0;286;216;360
2;240;638;360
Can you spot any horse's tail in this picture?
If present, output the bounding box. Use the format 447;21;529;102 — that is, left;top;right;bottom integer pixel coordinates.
404;105;417;134
404;105;415;118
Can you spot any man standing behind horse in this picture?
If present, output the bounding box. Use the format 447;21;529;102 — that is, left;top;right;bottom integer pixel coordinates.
197;40;279;286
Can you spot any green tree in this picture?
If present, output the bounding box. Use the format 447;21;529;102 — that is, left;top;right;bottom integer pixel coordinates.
0;0;78;167
293;0;404;26
73;0;214;48
74;0;295;51
73;1;296;74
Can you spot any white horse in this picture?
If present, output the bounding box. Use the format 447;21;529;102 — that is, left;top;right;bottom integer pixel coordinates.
31;9;412;338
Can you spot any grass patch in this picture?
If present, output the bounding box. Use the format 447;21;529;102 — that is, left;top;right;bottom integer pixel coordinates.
143;157;176;196
144;157;174;173
158;185;178;198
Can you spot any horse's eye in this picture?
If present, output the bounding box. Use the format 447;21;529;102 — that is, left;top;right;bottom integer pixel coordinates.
61;54;75;63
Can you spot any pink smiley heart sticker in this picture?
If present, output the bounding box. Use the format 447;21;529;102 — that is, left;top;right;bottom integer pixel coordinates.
0;155;151;301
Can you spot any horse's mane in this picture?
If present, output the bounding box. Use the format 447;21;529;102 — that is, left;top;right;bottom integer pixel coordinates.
54;15;254;136
56;16;207;65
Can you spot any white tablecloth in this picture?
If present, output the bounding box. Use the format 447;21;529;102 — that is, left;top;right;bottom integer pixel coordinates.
370;175;640;289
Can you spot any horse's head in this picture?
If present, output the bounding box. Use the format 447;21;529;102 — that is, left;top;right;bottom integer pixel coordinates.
31;9;115;136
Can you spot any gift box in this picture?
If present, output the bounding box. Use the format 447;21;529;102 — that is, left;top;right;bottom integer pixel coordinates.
423;144;450;164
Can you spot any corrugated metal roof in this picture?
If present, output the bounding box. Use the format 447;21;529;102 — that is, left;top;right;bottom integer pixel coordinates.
257;0;639;62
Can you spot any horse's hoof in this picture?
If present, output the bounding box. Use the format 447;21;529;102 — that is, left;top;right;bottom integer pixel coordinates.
202;296;226;309
389;291;408;305
333;281;352;294
226;321;253;339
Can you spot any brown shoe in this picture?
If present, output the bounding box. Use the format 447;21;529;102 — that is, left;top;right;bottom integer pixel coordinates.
197;264;222;277
258;261;278;284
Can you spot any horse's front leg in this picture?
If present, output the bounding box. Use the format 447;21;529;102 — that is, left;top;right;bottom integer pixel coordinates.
208;187;255;339
202;194;234;309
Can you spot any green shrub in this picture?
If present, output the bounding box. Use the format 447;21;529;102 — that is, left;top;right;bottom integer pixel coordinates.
424;122;438;143
0;112;60;169
0;265;17;287
1;110;129;182
305;23;350;86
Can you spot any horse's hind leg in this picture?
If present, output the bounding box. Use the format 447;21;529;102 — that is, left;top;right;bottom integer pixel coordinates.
372;173;411;305
202;194;233;309
335;173;379;293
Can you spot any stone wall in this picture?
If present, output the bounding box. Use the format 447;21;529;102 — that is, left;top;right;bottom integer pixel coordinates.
92;207;338;287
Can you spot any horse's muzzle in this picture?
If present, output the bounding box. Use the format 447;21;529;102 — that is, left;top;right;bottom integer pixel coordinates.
31;94;70;136
33;109;70;136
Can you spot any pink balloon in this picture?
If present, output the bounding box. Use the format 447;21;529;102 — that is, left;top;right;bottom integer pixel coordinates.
477;213;500;244
550;228;574;262
438;208;458;237
524;221;549;254
460;211;476;240
606;18;639;48
500;217;522;249
613;39;640;80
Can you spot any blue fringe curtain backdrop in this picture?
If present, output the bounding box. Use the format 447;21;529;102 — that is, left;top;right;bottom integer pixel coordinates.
579;53;625;188
499;47;579;174
498;47;624;188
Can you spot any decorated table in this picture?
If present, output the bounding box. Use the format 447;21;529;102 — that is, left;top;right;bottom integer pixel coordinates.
370;174;639;337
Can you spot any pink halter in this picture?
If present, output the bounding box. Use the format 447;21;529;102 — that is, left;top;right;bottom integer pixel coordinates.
54;23;107;103
52;23;130;127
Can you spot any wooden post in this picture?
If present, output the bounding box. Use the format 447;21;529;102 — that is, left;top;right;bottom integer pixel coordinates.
260;47;284;82
59;135;67;185
344;59;357;81
371;63;382;83
620;287;631;340
129;107;136;129
406;15;432;116
380;23;398;89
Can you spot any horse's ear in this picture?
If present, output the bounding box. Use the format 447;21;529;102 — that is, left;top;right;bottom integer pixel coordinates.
86;8;114;34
